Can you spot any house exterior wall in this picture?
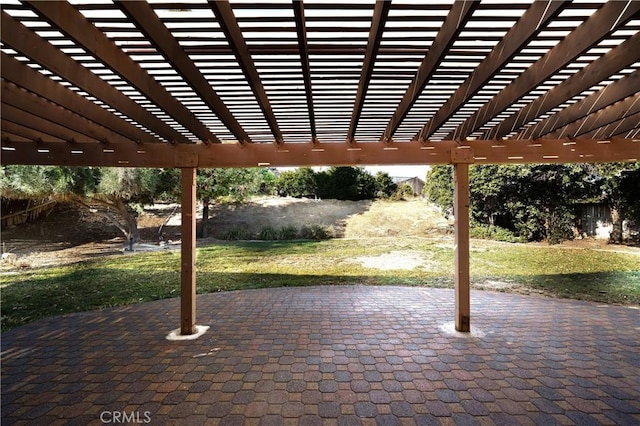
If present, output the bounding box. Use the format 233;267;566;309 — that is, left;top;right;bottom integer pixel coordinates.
394;177;425;196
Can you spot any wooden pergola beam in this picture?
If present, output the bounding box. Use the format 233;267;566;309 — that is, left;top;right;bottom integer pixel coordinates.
209;0;283;143
118;1;249;144
1;120;64;143
381;0;477;141
1;81;135;145
487;31;640;139
1;53;153;144
1;133;31;143
347;0;391;143
582;112;640;140
292;0;317;142
0;11;182;144
445;0;640;140
549;95;640;139
418;0;568;140
3;139;637;168
1;103;102;144
519;69;640;139
27;1;218;144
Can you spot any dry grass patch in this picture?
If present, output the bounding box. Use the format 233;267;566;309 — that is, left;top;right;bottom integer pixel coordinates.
344;199;451;238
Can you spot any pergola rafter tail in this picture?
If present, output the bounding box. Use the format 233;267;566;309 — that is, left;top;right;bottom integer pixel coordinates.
487;31;640;140
208;0;282;143
381;0;478;141
582;112;640;140
292;0;317;142
2;103;106;144
1;80;135;145
549;95;640;139
348;0;391;143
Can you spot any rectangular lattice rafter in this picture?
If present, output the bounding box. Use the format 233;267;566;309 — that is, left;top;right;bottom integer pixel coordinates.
1;0;637;166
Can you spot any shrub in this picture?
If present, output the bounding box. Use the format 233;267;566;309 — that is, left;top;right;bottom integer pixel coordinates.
223;227;253;241
300;225;333;240
374;172;397;198
315;167;377;201
258;225;279;241
275;167;317;198
390;183;414;201
278;225;298;240
470;224;524;243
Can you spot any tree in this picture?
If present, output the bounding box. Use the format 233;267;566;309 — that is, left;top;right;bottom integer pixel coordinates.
423;164;603;244
316;167;376;201
1;165;173;242
275;167;317;198
374;172;397;199
197;168;266;237
469;165;520;227
259;168;278;196
509;164;598;243
423;166;453;216
0;165;99;198
397;183;416;200
153;168;181;202
275;166;380;201
617;168;640;226
92;167;170;242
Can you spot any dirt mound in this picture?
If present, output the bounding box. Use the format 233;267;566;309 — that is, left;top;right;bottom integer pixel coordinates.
207;197;372;238
0;197;451;270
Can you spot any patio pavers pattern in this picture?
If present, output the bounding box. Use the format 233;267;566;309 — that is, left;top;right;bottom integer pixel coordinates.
2;286;639;425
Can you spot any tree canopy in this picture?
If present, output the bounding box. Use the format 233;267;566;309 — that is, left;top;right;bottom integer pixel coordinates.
274;166;398;201
1;165;277;241
423;163;640;244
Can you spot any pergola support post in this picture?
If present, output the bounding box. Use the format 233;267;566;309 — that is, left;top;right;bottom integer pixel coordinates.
452;151;472;332
180;167;197;335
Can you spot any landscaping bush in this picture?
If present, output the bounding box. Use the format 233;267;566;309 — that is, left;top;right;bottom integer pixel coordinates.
470;224;524;243
223;227;253;241
390;183;414;201
278;225;298;240
300;224;333;240
258;226;279;241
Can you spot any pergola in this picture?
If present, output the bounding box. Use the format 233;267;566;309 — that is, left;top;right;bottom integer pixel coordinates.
1;0;639;336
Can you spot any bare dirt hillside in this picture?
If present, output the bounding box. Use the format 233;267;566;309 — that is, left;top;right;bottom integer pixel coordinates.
0;197;450;270
3;197;633;272
204;197;453;239
206;197;374;239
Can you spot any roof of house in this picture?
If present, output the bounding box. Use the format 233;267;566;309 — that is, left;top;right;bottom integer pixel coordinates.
392;176;425;184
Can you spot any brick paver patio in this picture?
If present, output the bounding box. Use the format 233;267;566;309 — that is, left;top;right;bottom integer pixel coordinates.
2;286;639;425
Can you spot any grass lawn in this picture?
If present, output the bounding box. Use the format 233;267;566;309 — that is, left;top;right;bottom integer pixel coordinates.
1;237;639;329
